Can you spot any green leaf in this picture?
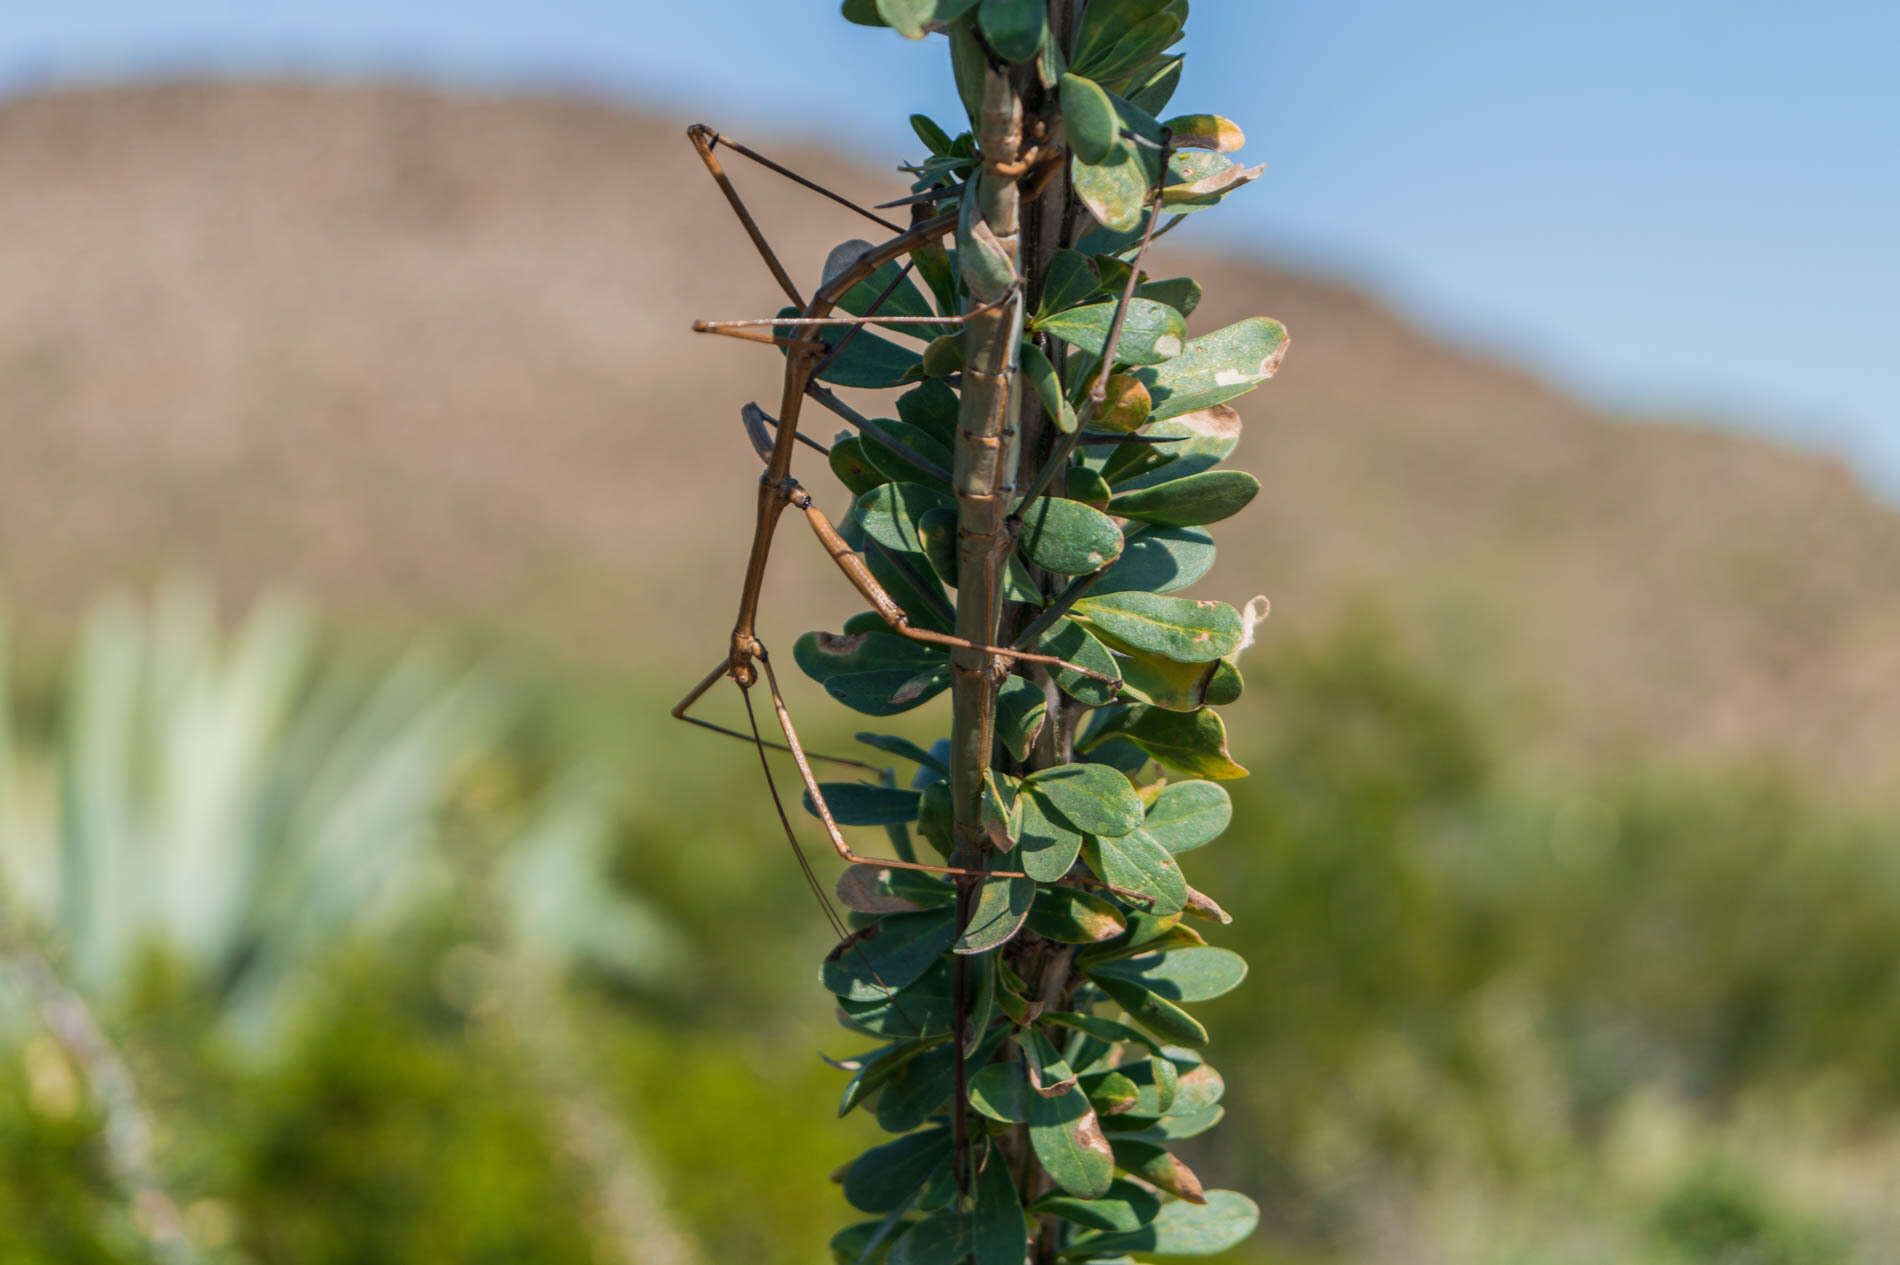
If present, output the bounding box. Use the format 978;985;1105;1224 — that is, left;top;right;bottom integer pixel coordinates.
972;1147;1029;1265
1028;1085;1115;1199
1086;947;1247;1004
1038;250;1100;318
1017;497;1124;575
1166;1058;1226;1119
1135;276;1202;317
1035;298;1185;366
1070;1189;1259;1257
804;783;923;827
1070;593;1242;663
844;513;955;634
1163;113;1246;153
856;732;950;775
1072;0;1175;76
1134;317;1289;420
1163;150;1264;210
874;0;980;40
957;873;1035;953
1072;141;1154;236
948;13;987;122
1091;974;1207;1047
887;1210;970;1265
1125;53;1183;115
1107;470;1260;528
822;910;958;1002
1105;643;1221;712
1094;705;1248;780
1023;1026;1078;1095
1025;886;1127;944
794;630;950;717
1022;340;1077;434
830;436;888;496
877;1025;1002;1134
1092;525;1216;596
1023;763;1143;837
968;1061;1028;1124
855;483;955;556
1141;780;1231;853
910;113;954;155
843;1126;953;1212
921;332;963;378
916;505;959;585
839;862;957;911
1084;829;1187;917
1089;1056;1177;1119
1035;618;1121;706
860;421;953;487
1084;1070;1142;1116
1113;405;1244;492
1058;73;1120;164
1106;1138;1204;1202
831;243;947;336
836;1039;937;1117
793;308;925;389
1066;465;1113;508
1016;790;1085;882
839;960;959;1038
1030;1179;1161;1232
1084;13;1183;91
978;0;1044;62
897;380;961;449
1041;1011;1167;1058
1116;1101;1225;1143
996;676;1047;763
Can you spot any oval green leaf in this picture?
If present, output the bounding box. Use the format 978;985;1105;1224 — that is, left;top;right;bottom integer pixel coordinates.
1072;1189;1259;1257
1085;946;1248;1004
1023;762;1143;837
1027;1085;1115;1199
1092;525;1216;596
821;910;958;1002
842;1125;953;1213
1107;470;1260;527
1094;704;1248;780
1059;73;1120;164
1035;297;1184;366
1025;886;1127;944
1142;780;1232;853
1084;828;1187;917
1069;592;1243;663
1017;496;1124;575
1134;317;1289;419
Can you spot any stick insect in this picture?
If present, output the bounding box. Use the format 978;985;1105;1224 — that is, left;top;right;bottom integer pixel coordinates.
675;120;1175;1204
674;123;1115;896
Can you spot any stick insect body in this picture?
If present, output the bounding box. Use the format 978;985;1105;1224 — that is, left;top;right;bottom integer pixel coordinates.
673;125;1109;891
675;122;1174;1205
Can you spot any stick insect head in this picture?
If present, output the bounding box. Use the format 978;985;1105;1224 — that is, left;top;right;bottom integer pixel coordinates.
740;402;776;464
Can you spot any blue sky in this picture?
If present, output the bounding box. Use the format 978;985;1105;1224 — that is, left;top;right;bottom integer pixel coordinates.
5;2;1896;489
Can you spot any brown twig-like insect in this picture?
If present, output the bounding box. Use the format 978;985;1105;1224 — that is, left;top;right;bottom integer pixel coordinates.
675;122;1176;1200
673;125;1120;908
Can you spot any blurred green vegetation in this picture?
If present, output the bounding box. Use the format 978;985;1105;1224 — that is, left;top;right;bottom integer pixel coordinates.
1;595;1896;1264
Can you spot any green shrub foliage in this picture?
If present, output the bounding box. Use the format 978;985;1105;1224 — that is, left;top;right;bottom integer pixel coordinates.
802;4;1284;1259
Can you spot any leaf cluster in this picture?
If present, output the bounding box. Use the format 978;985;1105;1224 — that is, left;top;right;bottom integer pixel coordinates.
801;3;1285;1260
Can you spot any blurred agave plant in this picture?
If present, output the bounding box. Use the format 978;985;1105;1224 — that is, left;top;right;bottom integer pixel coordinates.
0;583;679;1048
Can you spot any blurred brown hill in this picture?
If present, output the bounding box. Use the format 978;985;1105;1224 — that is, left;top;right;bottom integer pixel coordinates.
3;80;1897;792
